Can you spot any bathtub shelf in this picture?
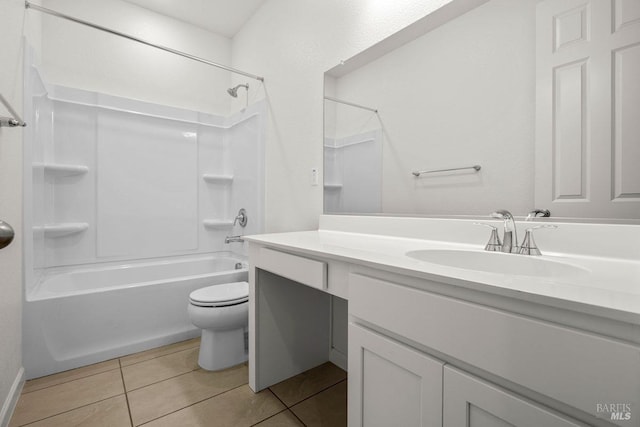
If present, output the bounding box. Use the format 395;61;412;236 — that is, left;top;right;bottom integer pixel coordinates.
34;223;89;238
324;183;343;190
202;174;234;184
34;163;89;177
203;220;234;229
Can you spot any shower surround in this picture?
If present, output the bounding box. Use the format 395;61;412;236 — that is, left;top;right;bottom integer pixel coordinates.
23;64;265;378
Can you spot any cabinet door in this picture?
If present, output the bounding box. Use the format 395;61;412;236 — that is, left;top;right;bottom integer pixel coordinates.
443;366;587;427
348;323;443;427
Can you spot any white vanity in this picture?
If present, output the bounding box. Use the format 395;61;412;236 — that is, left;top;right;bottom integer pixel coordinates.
246;215;640;427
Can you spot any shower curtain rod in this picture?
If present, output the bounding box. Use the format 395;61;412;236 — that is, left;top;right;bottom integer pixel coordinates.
24;1;265;82
324;96;378;113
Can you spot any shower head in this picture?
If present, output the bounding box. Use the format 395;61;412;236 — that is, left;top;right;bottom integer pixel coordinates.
227;84;249;98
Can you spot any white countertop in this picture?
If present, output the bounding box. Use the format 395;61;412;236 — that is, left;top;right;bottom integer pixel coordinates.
245;226;640;325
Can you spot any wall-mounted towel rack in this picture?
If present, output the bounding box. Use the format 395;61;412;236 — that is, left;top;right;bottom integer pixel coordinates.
412;165;481;177
0;93;26;128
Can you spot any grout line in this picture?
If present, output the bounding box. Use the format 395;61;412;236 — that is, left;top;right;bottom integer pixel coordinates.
119;359;135;427
20;364;121;395
281;377;348;409
119;341;200;368
135;383;248;426
123;364;204;393
267;386;308;426
15;393;127;427
249;409;306;427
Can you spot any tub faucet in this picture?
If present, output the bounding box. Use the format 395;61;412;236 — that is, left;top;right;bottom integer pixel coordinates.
225;235;244;244
490;210;518;253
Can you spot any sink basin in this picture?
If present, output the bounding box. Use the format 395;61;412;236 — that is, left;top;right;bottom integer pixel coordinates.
405;249;588;278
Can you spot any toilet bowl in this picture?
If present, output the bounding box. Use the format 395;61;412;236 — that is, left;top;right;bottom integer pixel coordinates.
188;281;249;371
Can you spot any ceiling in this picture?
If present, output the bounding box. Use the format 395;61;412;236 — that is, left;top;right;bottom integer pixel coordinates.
123;0;267;38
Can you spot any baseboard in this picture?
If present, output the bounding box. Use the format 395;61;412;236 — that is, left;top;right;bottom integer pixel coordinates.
0;367;24;427
329;348;347;372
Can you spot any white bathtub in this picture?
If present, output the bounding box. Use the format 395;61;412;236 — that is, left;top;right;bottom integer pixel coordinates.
23;253;248;379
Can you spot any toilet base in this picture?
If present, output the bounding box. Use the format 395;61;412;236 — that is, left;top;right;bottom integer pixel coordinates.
198;327;247;371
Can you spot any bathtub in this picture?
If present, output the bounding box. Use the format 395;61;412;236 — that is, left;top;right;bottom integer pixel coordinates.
23;253;248;379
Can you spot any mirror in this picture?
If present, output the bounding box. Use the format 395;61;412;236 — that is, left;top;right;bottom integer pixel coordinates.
323;0;640;222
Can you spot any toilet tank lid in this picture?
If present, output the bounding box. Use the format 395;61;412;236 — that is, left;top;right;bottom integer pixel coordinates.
189;281;249;304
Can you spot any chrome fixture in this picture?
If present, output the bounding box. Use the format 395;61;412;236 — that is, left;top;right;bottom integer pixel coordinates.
227;84;249;98
518;225;557;256
234;262;244;270
473;223;502;252
225;235;244;244
490;210;518;253
0;220;15;250
24;2;264;82
526;209;551;220
233;208;248;227
412;165;481;177
0;93;27;128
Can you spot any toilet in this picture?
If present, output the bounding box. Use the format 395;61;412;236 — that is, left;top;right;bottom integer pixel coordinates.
188;281;249;371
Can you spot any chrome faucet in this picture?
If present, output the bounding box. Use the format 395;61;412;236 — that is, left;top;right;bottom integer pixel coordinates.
490;210;518;253
225;235;244;244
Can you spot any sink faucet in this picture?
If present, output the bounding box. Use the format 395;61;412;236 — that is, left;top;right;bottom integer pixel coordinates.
490;210;518;253
225;235;244;244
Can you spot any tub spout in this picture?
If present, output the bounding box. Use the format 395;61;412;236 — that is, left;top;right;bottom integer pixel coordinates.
225;235;244;244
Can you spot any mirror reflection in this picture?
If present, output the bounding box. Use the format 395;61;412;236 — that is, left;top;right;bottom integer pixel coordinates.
324;0;640;221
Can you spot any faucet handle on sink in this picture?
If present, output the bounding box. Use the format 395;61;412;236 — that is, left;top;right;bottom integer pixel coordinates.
519;225;558;256
473;222;502;252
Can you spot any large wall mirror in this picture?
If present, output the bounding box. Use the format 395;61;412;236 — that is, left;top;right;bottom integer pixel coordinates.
323;0;640;222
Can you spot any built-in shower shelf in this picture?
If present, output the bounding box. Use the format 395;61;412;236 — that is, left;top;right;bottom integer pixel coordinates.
202;174;233;184
34;163;89;177
203;220;234;229
324;183;343;190
34;223;89;238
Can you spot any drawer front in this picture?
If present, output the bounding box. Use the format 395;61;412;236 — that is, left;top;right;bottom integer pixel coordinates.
258;247;327;291
349;273;640;425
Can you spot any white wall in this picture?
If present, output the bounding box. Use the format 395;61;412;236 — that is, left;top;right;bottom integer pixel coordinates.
0;0;27;423
37;0;233;116
232;0;457;232
334;0;536;216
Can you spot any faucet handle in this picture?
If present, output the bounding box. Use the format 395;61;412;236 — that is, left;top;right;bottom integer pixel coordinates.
233;208;248;227
526;209;551;221
518;225;557;256
473;222;502;252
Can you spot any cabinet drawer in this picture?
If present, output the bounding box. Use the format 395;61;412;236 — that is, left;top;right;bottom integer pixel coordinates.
349;273;640;424
258;247;327;290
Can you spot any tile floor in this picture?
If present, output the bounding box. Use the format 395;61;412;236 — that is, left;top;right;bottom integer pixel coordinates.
10;338;347;427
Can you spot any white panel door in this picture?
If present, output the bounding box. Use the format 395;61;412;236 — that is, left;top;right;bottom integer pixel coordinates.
443;367;588;427
536;0;640;219
348;323;443;427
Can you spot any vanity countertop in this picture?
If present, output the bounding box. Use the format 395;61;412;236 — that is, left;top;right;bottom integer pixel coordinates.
245;222;640;325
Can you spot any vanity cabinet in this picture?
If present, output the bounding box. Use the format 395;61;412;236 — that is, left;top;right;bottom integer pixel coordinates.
349;272;639;427
248;242;639;427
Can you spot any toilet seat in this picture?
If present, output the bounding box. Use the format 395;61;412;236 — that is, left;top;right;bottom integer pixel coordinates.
189;282;249;307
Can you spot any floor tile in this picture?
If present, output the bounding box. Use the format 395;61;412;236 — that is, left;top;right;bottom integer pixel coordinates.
252;410;304;427
127;363;248;425
22;359;121;394
120;338;200;367
22;395;131;427
9;370;124;427
290;380;347;427
269;362;346;407
142;385;285;427
121;347;199;391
